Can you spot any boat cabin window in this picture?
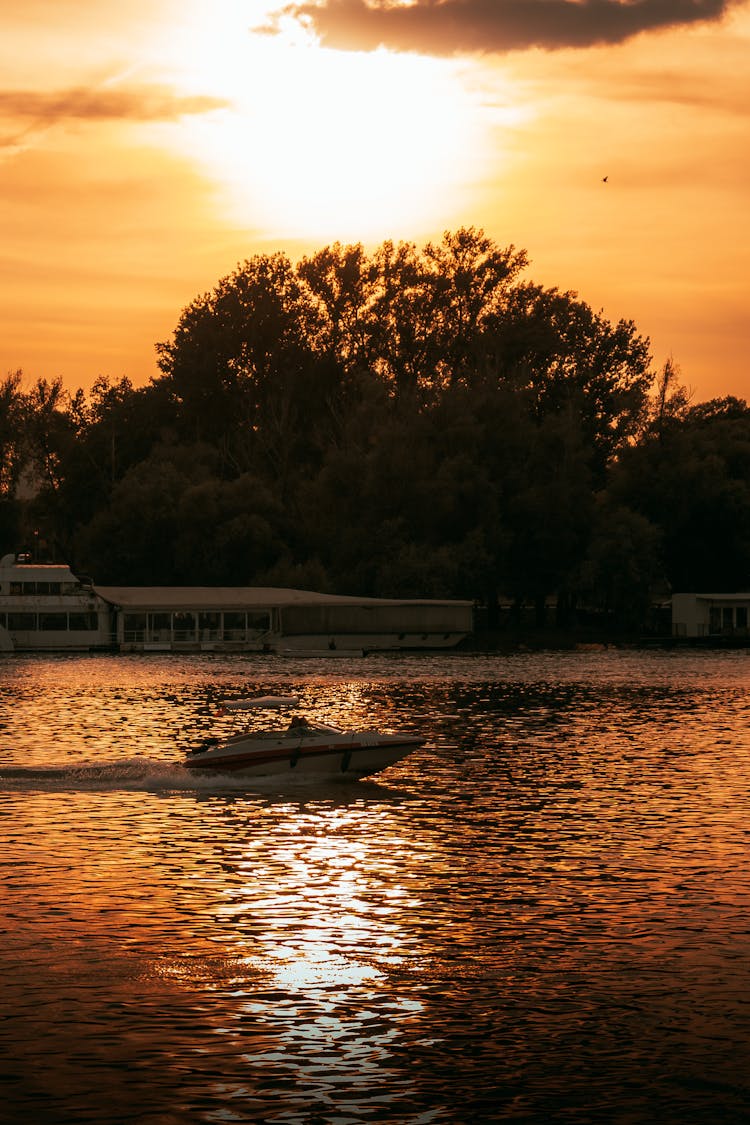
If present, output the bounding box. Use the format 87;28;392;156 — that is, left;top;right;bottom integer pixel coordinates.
6;579;65;595
39;612;68;631
8;613;37;630
69;612;99;631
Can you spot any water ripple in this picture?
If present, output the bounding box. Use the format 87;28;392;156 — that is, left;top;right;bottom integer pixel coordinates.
2;650;750;1122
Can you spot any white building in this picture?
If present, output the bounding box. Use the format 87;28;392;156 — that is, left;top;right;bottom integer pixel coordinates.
96;584;473;653
671;592;750;638
0;553;473;653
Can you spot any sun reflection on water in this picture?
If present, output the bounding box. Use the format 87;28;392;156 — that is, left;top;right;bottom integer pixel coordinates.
165;798;436;1116
4;651;750;1122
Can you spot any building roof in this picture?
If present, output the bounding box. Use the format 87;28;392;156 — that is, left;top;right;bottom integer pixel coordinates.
94;586;472;611
1;557;80;580
674;592;750;601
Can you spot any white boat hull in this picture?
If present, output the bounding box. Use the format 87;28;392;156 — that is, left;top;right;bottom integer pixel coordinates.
184;730;423;780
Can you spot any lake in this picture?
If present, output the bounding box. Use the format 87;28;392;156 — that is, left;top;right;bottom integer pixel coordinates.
1;648;750;1123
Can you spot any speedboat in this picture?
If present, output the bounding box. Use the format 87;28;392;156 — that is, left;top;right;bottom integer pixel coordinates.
183;695;425;780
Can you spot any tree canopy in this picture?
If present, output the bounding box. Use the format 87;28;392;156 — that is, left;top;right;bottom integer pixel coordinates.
3;228;747;634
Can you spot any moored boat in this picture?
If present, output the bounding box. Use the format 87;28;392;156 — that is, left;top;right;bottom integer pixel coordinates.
183;695;424;780
0;552;112;651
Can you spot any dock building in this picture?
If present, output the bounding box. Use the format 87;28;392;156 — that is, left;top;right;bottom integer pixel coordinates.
0;553;472;653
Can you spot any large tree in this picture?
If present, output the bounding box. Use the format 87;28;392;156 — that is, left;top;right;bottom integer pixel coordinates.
6;230;665;620
0;371;25;547
155;253;338;489
611;398;750;592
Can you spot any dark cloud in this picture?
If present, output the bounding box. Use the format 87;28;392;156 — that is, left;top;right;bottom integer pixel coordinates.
263;0;735;55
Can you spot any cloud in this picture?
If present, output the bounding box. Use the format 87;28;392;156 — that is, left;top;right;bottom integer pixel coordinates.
0;83;228;154
263;0;737;56
0;84;227;126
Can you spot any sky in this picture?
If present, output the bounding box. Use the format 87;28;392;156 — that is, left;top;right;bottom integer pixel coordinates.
2;0;749;404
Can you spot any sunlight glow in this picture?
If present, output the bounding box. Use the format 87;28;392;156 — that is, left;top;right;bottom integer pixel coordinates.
156;1;487;240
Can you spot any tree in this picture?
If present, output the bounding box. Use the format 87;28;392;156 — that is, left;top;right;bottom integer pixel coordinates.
16;228;664;614
296;241;378;372
647;356;691;441
611;399;750;591
77;442;219;584
0;371;25;548
482;284;653;480
504;407;594;622
155;253;333;487
361;229;527;405
421;227;527;392
577;500;664;632
14;377;81;559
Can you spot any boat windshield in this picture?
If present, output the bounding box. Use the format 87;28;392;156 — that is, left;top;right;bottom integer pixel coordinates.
286;717;342;736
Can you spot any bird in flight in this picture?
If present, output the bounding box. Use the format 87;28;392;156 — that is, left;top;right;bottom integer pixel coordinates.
602;175;609;182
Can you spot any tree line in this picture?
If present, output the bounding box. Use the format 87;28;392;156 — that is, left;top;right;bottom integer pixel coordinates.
2;228;749;634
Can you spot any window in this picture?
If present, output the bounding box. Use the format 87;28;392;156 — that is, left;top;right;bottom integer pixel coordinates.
248;612;271;633
223;611;246;640
173;612;196;639
37;580;61;598
39;613;68;631
69;613;99;631
199;611;221;633
737;607;748;631
124;613;146;640
8;613;37;630
147;612;172;641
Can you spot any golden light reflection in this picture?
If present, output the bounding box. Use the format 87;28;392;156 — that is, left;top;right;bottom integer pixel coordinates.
210;802;426;1064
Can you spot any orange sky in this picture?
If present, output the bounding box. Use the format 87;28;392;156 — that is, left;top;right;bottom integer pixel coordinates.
2;0;748;404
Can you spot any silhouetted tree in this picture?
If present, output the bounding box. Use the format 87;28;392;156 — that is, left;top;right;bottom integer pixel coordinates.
611;398;750;591
155;253;339;490
4;229;673;629
0;371;25;546
481;283;653;480
647;357;691;441
577;499;664;631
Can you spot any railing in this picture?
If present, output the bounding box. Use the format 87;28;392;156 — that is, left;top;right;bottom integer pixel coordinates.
120;628;274;647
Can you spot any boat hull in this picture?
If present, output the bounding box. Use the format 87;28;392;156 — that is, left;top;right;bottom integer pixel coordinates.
184;731;423;780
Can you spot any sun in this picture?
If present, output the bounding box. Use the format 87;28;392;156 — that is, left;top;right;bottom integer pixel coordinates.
154;1;486;242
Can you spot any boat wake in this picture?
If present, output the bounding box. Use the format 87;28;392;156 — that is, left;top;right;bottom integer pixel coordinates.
0;757;382;794
0;757;202;792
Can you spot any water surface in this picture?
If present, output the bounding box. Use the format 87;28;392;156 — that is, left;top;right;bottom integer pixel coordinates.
2;649;750;1122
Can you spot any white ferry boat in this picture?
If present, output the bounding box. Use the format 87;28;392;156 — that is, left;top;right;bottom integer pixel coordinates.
0;553;113;652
